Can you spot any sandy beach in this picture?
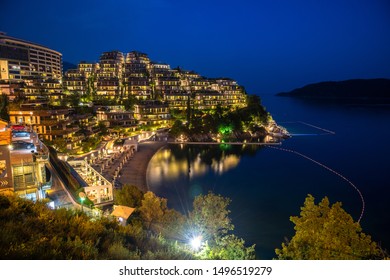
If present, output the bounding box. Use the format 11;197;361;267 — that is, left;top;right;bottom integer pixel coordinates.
117;141;166;192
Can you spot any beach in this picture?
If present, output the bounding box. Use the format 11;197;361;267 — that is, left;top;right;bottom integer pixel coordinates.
117;141;166;192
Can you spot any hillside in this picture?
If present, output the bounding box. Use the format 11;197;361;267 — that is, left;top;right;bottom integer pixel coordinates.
277;78;390;102
62;61;77;73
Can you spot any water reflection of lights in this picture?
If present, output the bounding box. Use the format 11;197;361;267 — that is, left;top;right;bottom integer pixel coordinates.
149;149;241;184
211;155;240;175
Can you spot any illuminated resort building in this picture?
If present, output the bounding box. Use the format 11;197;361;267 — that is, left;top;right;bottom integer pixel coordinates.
134;100;170;126
96;51;124;98
8;104;78;142
96;105;137;130
0;32;63;104
0;120;51;201
0;32;62;81
63;50;247;110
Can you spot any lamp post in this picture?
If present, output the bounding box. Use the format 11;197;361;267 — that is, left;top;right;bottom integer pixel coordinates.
79;192;86;212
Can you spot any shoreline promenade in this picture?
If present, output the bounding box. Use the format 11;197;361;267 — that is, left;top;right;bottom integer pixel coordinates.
117;141;166;192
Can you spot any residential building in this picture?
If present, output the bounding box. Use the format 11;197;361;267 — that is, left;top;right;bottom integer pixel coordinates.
8;103;79;143
67;159;114;205
96;51;124;98
63;69;87;95
133;100;170;126
96;105;137;129
124;76;151;100
125;51;150;76
194;90;225;110
0;32;62;82
78;61;99;78
62;50;247;111
0;122;51;201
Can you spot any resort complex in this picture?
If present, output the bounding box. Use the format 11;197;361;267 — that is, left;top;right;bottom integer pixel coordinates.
0;32;260;211
0;30;387;263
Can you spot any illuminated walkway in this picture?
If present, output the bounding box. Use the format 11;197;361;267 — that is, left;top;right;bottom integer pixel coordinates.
266;145;365;223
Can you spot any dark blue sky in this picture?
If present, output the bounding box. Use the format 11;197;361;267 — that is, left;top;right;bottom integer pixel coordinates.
1;0;390;94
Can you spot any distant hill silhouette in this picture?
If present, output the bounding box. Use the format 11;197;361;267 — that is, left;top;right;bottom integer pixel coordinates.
62;61;77;73
277;78;390;102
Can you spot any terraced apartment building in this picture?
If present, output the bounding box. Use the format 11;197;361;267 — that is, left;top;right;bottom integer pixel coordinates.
64;51;247;111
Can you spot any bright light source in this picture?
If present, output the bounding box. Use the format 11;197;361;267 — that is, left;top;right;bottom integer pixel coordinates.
190;235;202;250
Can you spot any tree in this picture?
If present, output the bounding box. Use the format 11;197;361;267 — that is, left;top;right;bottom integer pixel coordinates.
170;119;187;137
66;91;81;108
139;191;168;230
188;192;255;260
0;194;190;260
138;192;186;239
98;121;109;136
122;95;137;111
114;184;144;208
0;94;9;121
275;194;382;260
86;74;97;100
189;192;233;240
52;137;68;153
201;234;255;260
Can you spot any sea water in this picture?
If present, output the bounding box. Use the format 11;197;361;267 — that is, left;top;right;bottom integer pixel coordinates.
147;94;390;259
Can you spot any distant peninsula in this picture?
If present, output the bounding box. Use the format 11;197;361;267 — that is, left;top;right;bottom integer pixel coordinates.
277;78;390;103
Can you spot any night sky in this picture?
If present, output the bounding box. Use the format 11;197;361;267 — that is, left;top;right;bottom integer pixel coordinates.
1;0;390;94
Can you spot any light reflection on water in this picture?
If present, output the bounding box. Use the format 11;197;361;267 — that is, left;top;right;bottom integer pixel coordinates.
148;145;241;185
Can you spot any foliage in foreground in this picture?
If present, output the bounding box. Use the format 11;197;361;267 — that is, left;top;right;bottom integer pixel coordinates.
116;187;256;259
0;195;191;260
0;189;255;260
275;194;384;260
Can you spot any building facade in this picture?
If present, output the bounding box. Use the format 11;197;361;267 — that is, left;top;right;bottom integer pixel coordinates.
0;32;62;82
63;50;247;110
0;122;51;201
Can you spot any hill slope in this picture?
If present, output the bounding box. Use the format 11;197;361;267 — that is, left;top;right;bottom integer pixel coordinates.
277;79;390;102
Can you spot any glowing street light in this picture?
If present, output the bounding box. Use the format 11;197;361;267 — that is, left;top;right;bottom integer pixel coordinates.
79;192;86;212
190;235;202;251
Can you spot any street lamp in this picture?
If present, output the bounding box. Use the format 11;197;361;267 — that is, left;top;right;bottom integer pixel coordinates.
79;192;86;212
190;235;202;251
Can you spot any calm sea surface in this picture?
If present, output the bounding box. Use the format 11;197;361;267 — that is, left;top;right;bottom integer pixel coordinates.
147;94;390;259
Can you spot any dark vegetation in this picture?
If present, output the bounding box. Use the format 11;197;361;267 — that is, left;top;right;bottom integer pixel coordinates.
275;195;388;260
0;195;190;260
0;187;255;260
277;78;390;102
1;189;386;259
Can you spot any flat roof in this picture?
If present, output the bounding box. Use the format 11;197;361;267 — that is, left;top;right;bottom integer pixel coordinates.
0;33;62;56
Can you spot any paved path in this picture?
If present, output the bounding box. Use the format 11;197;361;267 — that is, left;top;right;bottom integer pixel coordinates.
117;141;166;192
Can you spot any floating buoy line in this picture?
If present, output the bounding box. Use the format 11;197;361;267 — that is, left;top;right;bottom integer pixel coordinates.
266;121;366;223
